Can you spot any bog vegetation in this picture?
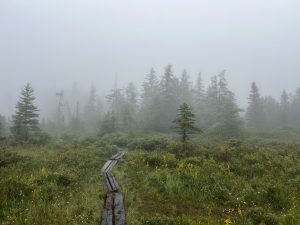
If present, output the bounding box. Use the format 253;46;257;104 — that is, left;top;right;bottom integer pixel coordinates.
1;66;300;225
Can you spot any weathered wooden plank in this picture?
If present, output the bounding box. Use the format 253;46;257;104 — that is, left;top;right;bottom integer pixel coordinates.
104;173;118;192
101;194;113;225
104;175;112;192
102;159;119;174
110;152;122;160
101;152;126;225
105;160;118;173
106;172;119;192
110;152;125;160
114;193;126;225
111;174;120;192
102;160;113;173
113;152;125;160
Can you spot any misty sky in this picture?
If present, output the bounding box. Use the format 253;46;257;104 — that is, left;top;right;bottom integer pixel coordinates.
1;0;300;116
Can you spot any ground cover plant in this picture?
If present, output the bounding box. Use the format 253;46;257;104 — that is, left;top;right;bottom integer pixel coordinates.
0;139;118;225
1;133;300;225
112;136;300;225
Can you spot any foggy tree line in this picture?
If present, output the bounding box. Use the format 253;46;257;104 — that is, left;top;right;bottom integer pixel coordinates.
1;64;300;141
246;82;300;131
96;65;243;137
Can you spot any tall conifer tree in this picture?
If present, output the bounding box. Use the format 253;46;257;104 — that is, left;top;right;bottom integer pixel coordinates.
246;82;266;131
179;69;193;105
173;103;202;153
157;64;179;131
193;72;206;127
140;68;159;130
123;82;138;130
280;90;289;127
0;114;5;137
204;71;242;136
106;82;125;130
11;83;40;141
290;88;300;129
85;84;99;133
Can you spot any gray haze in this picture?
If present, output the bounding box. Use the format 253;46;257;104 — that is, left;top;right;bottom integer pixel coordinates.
1;0;300;116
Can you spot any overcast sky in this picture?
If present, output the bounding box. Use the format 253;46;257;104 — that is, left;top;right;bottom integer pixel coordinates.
1;0;300;116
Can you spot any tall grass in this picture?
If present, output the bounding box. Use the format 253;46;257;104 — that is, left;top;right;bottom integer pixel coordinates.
114;139;300;225
0;143;116;225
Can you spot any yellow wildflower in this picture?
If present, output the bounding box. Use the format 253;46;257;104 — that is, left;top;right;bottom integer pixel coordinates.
225;217;232;225
238;208;242;216
178;161;185;169
40;167;48;177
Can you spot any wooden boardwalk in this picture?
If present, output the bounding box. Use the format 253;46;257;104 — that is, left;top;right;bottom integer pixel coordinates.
101;152;126;225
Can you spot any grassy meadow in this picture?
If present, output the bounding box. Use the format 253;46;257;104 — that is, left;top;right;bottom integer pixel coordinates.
1;133;300;225
0;139;119;225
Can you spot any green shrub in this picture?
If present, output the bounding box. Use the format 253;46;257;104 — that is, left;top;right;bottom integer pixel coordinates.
28;132;52;145
246;208;279;225
128;135;173;151
182;156;203;166
281;213;300;225
101;132;131;147
263;185;291;211
143;151;177;168
0;151;25;167
35;173;73;188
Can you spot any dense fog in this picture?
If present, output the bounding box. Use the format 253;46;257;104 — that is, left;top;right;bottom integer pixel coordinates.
1;0;300;136
2;3;300;224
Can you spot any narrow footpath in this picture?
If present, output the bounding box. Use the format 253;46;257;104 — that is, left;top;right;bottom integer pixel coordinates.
101;152;126;225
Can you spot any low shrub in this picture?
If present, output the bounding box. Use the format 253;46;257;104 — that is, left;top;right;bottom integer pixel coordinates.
128;135;174;151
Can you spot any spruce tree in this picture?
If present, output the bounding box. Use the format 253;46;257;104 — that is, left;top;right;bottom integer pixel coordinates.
246;82;266;131
157;64;179;131
11;83;40;141
217;71;243;137
263;96;280;129
173;103;202;152
70;102;83;132
141;68;158;106
106;84;125;129
280;90;289;128
194;73;205;101
290;87;300;129
204;75;219;129
193;72;205;126
85;84;99;133
140;68;159;131
125;82;138;116
55;90;65;125
122;82;138;130
179;69;193;105
203;71;242;137
86;85;97;113
100;112;116;135
0;114;5;137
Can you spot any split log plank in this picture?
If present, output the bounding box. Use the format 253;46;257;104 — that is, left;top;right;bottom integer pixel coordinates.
102;160;113;173
106;172;119;192
100;152;126;225
101;194;113;225
105;160;118;173
114;193;126;225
